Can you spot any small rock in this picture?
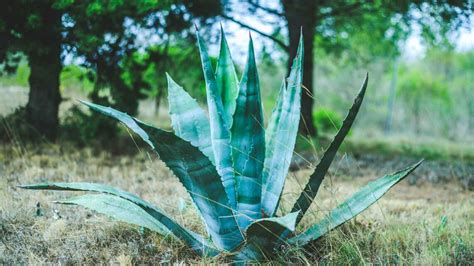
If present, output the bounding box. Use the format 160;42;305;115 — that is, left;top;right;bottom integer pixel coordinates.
52;209;62;220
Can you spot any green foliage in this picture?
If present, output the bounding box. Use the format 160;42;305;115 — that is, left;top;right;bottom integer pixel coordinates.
309;1;471;61
21;30;421;262
309;45;474;141
0;57;29;87
313;107;343;135
0;58;94;91
60;65;95;92
128;44;207;103
63;0;222;116
397;65;451;133
397;68;450;105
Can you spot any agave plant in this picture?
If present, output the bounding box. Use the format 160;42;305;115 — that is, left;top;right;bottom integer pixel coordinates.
21;28;421;262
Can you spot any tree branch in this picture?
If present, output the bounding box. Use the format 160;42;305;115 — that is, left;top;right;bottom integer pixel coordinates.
246;1;284;17
220;14;289;52
318;2;365;20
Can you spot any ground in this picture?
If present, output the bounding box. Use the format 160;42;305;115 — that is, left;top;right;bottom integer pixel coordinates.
1;142;472;264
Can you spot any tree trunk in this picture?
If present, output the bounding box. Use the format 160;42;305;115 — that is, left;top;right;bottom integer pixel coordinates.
283;0;317;136
384;58;399;134
26;51;62;140
25;9;62;141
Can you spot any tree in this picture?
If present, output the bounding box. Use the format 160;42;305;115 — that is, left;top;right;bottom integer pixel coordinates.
65;0;221;116
282;0;317;135
122;43;208;116
222;0;472;136
397;67;450;134
0;0;221;140
1;1;63;140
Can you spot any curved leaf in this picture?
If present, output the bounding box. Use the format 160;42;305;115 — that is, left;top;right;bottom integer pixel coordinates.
261;33;304;217
231;36;265;229
80;101;243;251
196;30;237;210
291;74;369;225
235;211;299;261
264;78;286;145
57;194;169;233
20;182;220;256
167;73;214;163
288;161;422;246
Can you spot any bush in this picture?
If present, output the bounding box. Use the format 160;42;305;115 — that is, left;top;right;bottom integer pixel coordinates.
313;107;343;134
61;106;118;146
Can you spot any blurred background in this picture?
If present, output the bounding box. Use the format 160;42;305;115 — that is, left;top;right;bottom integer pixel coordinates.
1;2;474;264
1;0;473;160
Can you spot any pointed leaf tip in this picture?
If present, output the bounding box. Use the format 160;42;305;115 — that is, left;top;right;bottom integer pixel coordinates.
166;73;178;88
290;74;369;225
198;26;239;211
219;26;229;48
261;41;303;216
289;161;423;246
219;23;225;34
247;36;255;59
298;28;304;47
232;32;264;228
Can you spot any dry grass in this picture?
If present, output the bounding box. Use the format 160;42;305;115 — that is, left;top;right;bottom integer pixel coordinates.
1;143;473;264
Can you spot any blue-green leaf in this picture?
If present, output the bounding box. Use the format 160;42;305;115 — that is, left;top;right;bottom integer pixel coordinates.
20;182;220;256
167;73;214;163
261;33;304;217
288;161;422;246
291;74;368;225
216;26;239;128
231;36;265;229
196;30;237;210
264;78;286;144
80;101;243;251
57;194;169;233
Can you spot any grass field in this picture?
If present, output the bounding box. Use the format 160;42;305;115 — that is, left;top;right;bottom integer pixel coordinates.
1;80;473;264
1;143;472;264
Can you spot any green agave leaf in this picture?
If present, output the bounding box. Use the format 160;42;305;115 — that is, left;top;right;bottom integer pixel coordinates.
20;182;219;256
291;74;368;225
196;30;237;210
235;211;300;261
216;26;239;128
261;33;304;217
57;194;169;233
265;78;286;142
231;36;265;229
167;73;214;163
80;101;243;250
288;161;422;246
